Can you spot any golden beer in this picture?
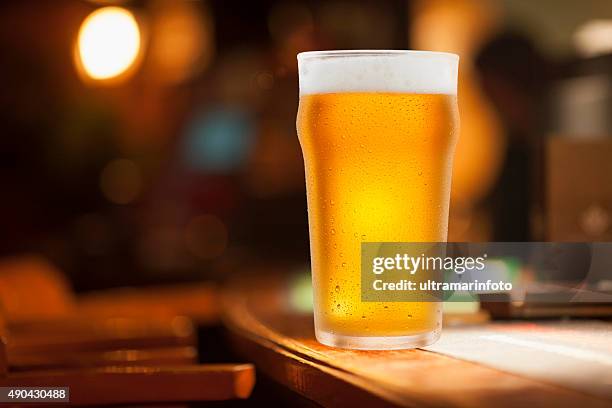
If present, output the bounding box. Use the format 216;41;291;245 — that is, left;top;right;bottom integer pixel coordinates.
297;51;459;349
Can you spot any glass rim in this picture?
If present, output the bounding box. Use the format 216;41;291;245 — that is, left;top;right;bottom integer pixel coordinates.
297;49;459;61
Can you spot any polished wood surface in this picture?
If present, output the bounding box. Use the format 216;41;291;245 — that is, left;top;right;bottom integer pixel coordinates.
223;278;611;408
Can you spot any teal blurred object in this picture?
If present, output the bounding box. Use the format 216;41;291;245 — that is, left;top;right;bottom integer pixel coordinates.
183;107;254;172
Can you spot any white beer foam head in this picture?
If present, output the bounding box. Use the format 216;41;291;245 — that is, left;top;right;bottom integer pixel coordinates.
297;50;459;96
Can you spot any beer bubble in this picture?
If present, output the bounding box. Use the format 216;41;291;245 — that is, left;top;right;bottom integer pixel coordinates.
341;262;346;267
331;228;336;235
335;285;340;292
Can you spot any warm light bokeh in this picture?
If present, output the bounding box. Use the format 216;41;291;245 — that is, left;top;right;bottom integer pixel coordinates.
574;19;612;57
411;0;506;241
76;6;141;80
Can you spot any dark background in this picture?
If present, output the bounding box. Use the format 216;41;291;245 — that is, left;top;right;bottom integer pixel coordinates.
1;0;611;292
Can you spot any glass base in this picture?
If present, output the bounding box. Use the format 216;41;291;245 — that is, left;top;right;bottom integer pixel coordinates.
315;328;440;350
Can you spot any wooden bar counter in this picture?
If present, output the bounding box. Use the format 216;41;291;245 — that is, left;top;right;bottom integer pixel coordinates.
223;277;611;408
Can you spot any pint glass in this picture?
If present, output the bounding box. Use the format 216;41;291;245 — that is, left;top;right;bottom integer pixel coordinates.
296;50;459;349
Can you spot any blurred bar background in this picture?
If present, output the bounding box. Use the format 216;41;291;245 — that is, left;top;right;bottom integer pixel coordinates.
0;0;611;294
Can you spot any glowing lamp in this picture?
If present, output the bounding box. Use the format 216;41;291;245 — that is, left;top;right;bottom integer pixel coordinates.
76;7;141;81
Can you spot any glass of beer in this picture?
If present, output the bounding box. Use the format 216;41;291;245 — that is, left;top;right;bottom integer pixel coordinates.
296;50;459;349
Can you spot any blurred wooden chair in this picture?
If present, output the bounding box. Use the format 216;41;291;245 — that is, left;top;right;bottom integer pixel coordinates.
0;335;254;405
0;256;220;325
0;256;256;404
0;315;198;371
0;257;198;371
9;345;198;372
6;315;196;353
